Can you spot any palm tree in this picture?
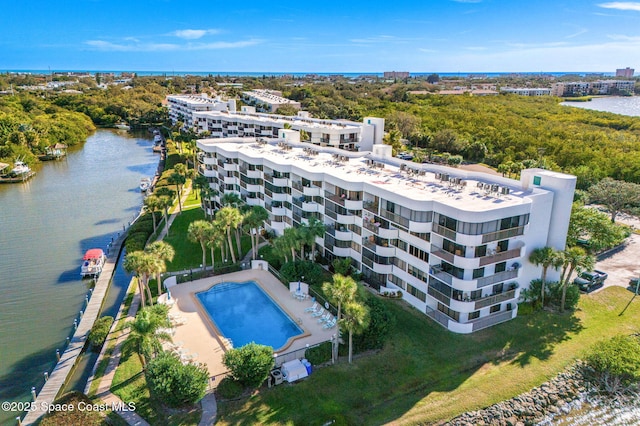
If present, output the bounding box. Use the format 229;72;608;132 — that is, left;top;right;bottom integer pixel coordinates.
323;274;358;325
188;220;213;268
283;227;301;260
221;193;245;258
145;241;175;296
528;246;562;307
216;206;243;263
205;222;225;272
125;305;172;367
168;172;186;213
201;187;218;220
341;301;370;364
144;195;161;234
305;217;325;260
192;174;208;201
243;205;269;260
156;195;174;237
272;235;290;263
559;247;595;312
123;251;157;308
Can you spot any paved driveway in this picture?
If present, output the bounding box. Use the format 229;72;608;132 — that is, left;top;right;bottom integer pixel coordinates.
592;233;640;293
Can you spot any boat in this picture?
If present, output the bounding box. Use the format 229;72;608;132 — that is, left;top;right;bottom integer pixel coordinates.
140;177;152;192
11;160;31;176
81;249;107;278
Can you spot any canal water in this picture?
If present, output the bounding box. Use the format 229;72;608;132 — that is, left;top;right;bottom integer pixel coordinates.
0;129;158;425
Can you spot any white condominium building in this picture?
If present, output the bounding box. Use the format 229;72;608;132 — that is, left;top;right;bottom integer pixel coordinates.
193;110;385;152
197;135;576;333
167;94;237;131
242;89;301;112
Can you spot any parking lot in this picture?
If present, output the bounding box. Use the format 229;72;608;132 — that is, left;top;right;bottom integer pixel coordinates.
593;233;640;292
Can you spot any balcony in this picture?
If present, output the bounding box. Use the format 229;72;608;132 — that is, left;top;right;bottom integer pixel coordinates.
273;177;289;187
476;269;519;289
344;199;363;210
303;186;322;197
470;310;514;332
473;288;517;310
363;239;395;257
430;246;455;263
223;162;238;171
432;223;457;241
363;200;379;214
478;246;522;267
302;201;320;213
336;213;357;225
481;226;525;244
426;306;450;328
292;181;303;192
325;191;346;206
327;226;352;241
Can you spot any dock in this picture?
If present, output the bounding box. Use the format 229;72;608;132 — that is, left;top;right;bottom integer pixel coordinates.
0;170;36;183
21;235;126;425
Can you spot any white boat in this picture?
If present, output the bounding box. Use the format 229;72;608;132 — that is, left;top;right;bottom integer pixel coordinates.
140;177;152;192
11;160;31;176
81;249;106;278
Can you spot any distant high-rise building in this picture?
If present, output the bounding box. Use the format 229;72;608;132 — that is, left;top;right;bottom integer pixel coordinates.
383;71;410;79
616;67;634;78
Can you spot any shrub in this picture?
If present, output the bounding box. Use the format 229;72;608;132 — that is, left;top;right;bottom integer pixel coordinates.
306;341;333;365
353;295;396;352
280;261;325;287
223;343;274;388
332;257;352;276
585;334;640;393
40;392;106;425
88;315;114;350
216;377;244;399
517;302;535;316
547;281;580;311
125;231;149;252
146;351;209;407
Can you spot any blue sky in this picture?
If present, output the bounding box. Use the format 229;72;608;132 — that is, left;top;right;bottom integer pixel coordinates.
1;0;639;73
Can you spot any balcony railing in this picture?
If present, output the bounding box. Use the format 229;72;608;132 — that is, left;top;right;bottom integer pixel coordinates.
478;247;522;267
431;246;455;263
363;201;378;213
476;269;519;288
474;288;517;310
470;310;514;332
426;306;450;328
481;226;525;244
325;191;346;206
432;223;457;241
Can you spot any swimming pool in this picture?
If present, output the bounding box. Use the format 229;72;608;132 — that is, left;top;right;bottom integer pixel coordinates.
196;281;303;349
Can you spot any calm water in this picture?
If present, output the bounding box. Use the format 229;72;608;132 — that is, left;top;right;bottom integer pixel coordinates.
0;129;157;425
561;96;640;116
197;281;303;349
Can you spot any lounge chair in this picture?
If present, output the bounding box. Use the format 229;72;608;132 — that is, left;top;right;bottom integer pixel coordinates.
317;313;331;324
304;302;318;313
323;318;337;329
311;307;325;318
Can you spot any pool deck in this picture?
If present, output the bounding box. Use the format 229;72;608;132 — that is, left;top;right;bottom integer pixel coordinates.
166;269;335;384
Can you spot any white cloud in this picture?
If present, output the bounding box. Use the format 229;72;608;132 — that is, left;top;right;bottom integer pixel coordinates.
84;37;262;52
598;2;640;11
84;40;178;52
171;29;221;39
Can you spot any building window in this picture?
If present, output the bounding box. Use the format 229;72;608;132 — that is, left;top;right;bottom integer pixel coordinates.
407;284;426;302
533;176;542;185
473;267;485;279
468;311;480;320
437;302;460;321
490;304;501;313
495;262;506;273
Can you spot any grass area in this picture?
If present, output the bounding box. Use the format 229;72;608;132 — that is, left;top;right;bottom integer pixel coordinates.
216;287;640;425
163;206;253;271
87;281;137;397
111;348;201;426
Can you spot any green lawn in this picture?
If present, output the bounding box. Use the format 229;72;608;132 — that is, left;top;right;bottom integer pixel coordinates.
163;206;253;271
216;287;640;425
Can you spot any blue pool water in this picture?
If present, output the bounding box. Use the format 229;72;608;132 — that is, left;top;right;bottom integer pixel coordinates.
196;281;303;349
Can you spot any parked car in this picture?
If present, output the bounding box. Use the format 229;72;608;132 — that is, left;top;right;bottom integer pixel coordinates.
573;270;608;292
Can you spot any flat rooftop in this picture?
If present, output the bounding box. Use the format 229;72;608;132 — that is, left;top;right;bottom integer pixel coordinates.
200;138;539;212
196;110;362;130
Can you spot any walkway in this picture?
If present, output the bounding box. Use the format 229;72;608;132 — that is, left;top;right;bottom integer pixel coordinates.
22;235;127;425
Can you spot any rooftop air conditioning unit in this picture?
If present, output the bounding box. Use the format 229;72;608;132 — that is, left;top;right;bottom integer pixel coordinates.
491;184;499;192
501;187;510;195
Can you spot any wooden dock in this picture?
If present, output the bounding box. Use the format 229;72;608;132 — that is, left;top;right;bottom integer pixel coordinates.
21;235;125;425
0;171;36;184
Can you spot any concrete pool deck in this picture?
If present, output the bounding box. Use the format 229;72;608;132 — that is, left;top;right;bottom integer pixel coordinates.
165;269;335;385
